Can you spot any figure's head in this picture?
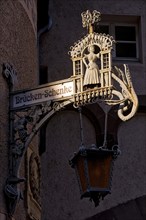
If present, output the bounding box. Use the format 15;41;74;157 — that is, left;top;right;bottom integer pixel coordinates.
88;45;95;52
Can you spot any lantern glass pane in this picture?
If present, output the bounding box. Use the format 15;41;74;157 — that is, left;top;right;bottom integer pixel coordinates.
76;157;87;193
87;155;113;189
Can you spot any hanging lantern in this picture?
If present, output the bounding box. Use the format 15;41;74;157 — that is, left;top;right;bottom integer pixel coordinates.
69;145;119;206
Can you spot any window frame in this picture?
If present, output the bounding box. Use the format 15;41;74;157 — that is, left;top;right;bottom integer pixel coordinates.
113;23;138;61
98;15;141;62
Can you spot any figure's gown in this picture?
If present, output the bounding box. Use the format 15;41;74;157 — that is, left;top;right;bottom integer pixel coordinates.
83;53;100;86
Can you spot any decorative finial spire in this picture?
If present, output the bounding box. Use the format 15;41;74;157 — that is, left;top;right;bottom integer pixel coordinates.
81;10;101;33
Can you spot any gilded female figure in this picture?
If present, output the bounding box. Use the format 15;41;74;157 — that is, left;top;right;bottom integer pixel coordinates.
83;45;100;87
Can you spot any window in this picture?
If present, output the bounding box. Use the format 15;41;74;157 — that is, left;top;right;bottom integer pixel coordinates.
75;60;81;75
115;25;137;58
96;15;140;61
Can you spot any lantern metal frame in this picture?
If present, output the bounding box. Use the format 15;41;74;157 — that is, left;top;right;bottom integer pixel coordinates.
69;105;120;206
70;146;120;206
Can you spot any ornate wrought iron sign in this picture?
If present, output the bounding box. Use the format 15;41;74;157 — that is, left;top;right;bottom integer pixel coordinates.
11;80;73;109
68;10;138;121
3;10;138;216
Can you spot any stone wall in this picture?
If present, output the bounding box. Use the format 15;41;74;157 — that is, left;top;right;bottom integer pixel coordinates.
0;1;38;219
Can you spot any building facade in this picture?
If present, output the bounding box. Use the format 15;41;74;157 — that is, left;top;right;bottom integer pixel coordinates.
0;0;146;220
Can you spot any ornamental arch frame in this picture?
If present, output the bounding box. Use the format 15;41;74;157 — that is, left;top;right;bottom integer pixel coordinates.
69;32;114;89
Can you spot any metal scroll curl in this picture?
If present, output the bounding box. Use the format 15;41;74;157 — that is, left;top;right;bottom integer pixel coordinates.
109;64;138;121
